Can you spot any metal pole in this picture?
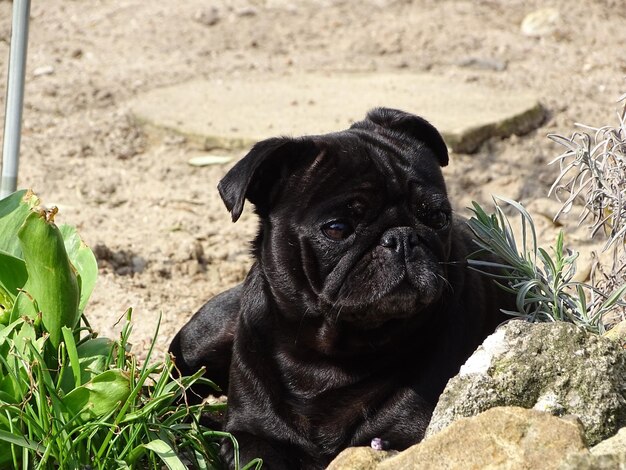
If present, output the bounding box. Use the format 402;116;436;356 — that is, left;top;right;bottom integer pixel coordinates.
1;0;31;199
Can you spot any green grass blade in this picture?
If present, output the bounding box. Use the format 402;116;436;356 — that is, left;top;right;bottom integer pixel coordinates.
62;326;82;388
0;428;46;453
142;439;187;470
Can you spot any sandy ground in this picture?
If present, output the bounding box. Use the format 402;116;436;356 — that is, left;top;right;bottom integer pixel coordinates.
0;0;625;357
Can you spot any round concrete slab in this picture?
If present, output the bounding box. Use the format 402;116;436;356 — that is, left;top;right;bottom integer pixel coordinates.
129;73;545;153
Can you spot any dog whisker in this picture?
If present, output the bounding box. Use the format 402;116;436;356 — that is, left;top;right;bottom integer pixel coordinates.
438;260;467;266
295;307;312;345
437;273;454;294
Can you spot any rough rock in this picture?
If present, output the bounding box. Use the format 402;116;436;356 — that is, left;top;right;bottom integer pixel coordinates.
129;73;544;154
559;425;626;468
591;426;626;456
326;447;395;470
560;452;626;470
605;320;626;348
377;407;588;470
426;321;626;445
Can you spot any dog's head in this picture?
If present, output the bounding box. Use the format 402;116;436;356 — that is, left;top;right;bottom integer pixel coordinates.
218;108;452;327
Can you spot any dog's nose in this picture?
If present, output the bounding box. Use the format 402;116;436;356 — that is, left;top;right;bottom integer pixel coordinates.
380;227;419;259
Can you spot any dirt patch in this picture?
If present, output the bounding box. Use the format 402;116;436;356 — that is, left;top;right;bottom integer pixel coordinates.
0;0;624;357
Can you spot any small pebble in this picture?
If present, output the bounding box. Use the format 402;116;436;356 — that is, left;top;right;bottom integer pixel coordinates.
194;7;221;27
457;57;507;72
370;437;389;450
33;65;55;77
521;8;560;37
237;7;258;17
131;256;147;274
187;155;233;167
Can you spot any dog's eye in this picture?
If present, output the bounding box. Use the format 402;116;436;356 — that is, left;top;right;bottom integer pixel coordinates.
424;211;450;230
322;221;353;241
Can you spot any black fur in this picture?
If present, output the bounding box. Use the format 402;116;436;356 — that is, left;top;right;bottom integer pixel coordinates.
169;108;514;469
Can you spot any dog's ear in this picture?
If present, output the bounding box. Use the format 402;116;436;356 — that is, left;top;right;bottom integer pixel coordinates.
218;137;317;222
364;107;449;167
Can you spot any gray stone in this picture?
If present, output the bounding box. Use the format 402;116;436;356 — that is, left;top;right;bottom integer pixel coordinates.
426;321;626;445
129;74;545;154
379;407;588;470
326;447;395;470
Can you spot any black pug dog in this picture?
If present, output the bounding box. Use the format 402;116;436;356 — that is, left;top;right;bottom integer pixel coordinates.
169;108;513;469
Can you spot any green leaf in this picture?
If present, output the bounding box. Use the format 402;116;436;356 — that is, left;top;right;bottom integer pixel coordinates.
62;369;131;421
0;317;25;344
59;224;98;313
18;210;81;348
142;439;187;470
59;337;116;393
0;251;27;324
10;289;39;324
62;326;82;388
121;393;176;423
0;291;11;324
0;190;40;258
11;319;37;357
0;250;27;297
598;284;626;312
0;428;46;456
538;247;557;278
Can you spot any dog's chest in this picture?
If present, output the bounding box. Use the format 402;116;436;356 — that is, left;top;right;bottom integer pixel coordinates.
275;350;407;447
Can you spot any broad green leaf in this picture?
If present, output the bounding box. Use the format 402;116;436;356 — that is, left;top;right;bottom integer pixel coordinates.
62;369;131;421
59;337;115;393
59;224;98;312
18;210;81;348
0;317;25;346
0;252;28;324
0;190;39;258
78;336;115;376
10;289;38;324
0;358;22;403
11;319;37;357
0;291;11;324
0;387;18;404
142;439;187;470
0;250;27;297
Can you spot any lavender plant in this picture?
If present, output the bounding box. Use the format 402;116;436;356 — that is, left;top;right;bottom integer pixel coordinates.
468;198;626;333
467;92;626;334
548;93;626;321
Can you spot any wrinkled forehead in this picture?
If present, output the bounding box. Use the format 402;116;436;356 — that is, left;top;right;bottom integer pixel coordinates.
285;130;447;203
